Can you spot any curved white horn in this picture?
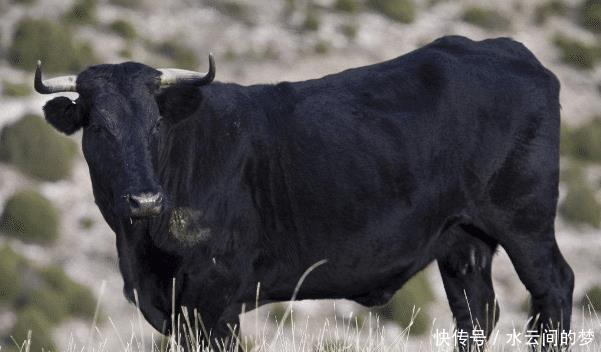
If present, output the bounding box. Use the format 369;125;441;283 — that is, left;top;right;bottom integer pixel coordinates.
158;53;215;87
34;60;77;94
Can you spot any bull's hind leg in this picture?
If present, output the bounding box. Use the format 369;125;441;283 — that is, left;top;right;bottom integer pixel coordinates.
437;224;499;352
498;221;574;349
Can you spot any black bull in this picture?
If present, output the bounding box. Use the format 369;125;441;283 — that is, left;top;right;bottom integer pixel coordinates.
38;36;574;349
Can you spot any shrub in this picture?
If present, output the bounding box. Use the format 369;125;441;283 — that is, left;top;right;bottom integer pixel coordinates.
79;216;95;229
559;166;601;228
582;285;601;310
341;22;359;41
214;1;254;25
110;19;137;40
109;0;143;8
534;0;568;24
303;8;321;31
154;41;199;70
554;34;601;70
10;307;56;352
462;6;511;30
8;18;97;73
581;0;601;33
314;40;331;54
335;0;359;13
374;271;433;335
12;0;37;4
25;287;70;323
0;190;60;244
39;266;97;319
0;246;23;305
2;81;30;97
561;118;601;162
64;0;98;25
367;0;415;23
0;114;78;181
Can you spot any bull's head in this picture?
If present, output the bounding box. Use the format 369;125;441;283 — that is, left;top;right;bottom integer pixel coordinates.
36;56;215;219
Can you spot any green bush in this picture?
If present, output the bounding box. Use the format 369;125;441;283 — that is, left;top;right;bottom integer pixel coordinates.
0;246;23;305
2;81;30;97
303;8;321;31
213;1;255;25
367;0;415;23
39;266;97;319
64;0;98;25
0;190;59;244
8;18;97;73
154;41;199;70
554;34;601;70
561;118;601;162
582;285;601;310
12;0;38;4
109;0;143;8
314;40;331;54
335;0;359;13
0;114;78;181
462;6;510;30
559;166;601;228
10;307;56;352
535;0;568;24
341;22;359;41
581;0;601;33
373;271;433;335
110;19;137;40
25;287;70;323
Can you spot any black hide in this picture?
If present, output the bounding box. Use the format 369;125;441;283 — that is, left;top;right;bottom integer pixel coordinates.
41;36;574;350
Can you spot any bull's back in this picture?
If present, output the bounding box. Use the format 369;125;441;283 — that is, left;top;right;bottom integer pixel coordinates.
262;36;560;240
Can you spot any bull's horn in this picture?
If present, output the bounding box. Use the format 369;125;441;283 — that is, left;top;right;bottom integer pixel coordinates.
34;60;78;94
158;53;215;87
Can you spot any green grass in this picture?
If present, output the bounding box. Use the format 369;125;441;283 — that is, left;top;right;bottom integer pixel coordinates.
110;18;137;40
0;189;60;244
581;0;601;33
8;18;97;73
554;34;601;70
559;165;601;228
0;114;78;181
2;81;31;97
367;0;415;23
373;271;434;335
462;6;511;30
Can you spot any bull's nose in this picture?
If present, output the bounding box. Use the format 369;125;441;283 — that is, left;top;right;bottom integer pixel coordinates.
127;192;163;217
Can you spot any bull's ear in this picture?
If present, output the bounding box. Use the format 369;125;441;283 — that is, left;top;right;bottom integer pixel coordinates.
42;96;85;135
156;85;202;124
